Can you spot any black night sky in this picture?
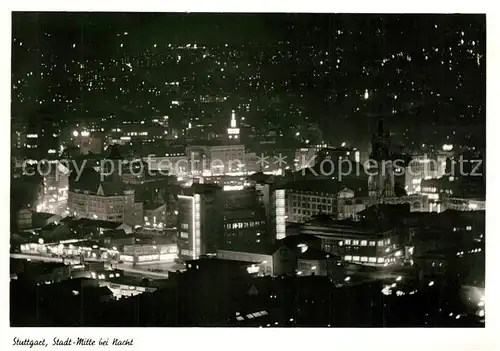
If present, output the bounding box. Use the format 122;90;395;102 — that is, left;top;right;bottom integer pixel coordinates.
12;13;486;147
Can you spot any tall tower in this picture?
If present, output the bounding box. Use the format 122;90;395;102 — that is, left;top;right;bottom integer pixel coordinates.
227;110;240;141
368;117;395;199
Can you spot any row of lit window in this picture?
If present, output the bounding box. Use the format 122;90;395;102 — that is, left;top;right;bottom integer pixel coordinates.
225;221;264;229
291;195;332;203
344;256;383;263
292;205;332;212
341;239;390;247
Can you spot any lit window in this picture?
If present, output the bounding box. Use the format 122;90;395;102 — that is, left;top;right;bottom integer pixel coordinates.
378;240;384;246
344;239;351;245
385;239;391;245
360;256;368;262
344;255;352;261
352;240;359;246
368;257;377;263
360;240;367;246
352;256;360;261
369;241;376;246
466;226;472;231
377;258;384;263
338;241;343;246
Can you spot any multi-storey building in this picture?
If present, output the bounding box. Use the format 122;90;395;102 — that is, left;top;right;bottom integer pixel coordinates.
68;167;142;226
300;216;400;266
186;142;246;175
220;188;268;252
143;203;167;230
278;180;369;223
177;184;223;260
37;161;70;215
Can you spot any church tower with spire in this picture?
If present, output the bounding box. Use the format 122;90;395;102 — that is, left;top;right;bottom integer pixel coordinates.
227;110;240;142
368;117;395;199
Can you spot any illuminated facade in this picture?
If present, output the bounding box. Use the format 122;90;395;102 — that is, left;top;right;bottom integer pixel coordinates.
227;110;240;140
37;161;70;215
405;153;447;195
273;189;286;240
441;197;485;211
177;184;223;259
185;143;246;175
68;167;142;226
300;218;400;266
120;243;178;264
143;203;167;230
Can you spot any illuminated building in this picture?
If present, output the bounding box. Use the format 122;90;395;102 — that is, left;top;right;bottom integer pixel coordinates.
120;242;178;264
37;161;70;215
68;167;143;226
143;203;167;230
277;179;371;223
227;110;240;141
300;216;400;266
377;194;429;212
220;188;269;252
186;143;246;175
271;188;286;240
441;197;485;211
421;178;441;212
405;153;446;195
25;111;60;160
177;184;223;259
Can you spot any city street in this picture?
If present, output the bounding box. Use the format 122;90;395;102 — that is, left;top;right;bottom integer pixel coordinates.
10;253;175;279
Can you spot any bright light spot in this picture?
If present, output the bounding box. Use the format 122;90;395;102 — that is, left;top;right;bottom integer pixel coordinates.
72;130;79;137
364;89;369;100
478;309;485;317
455;314;461;320
396;276;402;281
478;301;485;307
341;142;346;147
391;283;397;288
428;281;434;287
344;276;350;282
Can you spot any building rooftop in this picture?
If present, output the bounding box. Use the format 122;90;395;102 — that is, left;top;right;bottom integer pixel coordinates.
299;248;338;261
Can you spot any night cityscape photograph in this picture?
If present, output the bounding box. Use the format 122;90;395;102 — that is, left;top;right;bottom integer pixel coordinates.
9;11;486;328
